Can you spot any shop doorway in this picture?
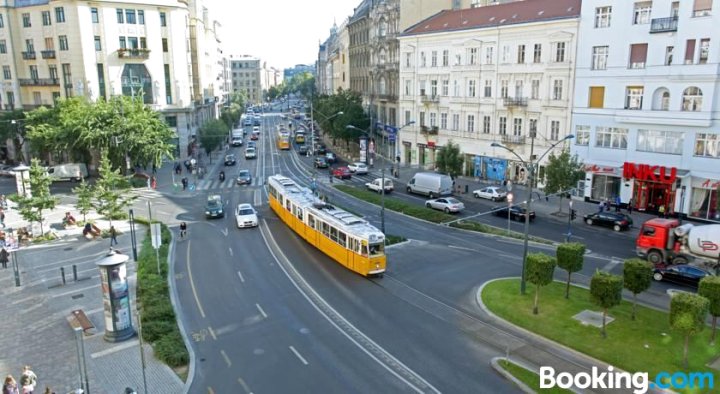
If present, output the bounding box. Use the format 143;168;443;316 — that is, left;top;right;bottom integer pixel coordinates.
633;180;674;214
418;146;425;166
404;143;411;165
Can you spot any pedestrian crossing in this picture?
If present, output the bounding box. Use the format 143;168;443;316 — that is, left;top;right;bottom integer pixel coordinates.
195;176;263;191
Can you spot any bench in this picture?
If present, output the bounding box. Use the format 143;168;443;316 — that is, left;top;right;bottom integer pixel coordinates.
68;309;96;335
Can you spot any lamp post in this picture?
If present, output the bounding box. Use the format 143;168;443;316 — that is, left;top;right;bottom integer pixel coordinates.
309;101;342;156
13;164;30;198
492;133;574;295
347;124;388;234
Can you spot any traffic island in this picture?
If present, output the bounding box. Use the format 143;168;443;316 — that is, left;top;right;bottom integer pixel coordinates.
481;278;720;392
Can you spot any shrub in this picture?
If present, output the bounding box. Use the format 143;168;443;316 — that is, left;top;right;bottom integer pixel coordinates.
556;243;585;299
623;259;653;320
590;271;623;338
142;319;177;343
525;252;556;315
153;330;189;367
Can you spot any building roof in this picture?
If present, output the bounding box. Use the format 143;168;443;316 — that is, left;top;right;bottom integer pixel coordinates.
350;0;372;23
403;0;581;36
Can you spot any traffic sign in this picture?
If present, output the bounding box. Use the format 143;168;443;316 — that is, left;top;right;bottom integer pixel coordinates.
151;223;162;249
388;135;396;142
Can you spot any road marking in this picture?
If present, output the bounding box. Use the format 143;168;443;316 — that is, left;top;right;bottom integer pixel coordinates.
289;346;309;365
228;247;234;256
208;326;217;340
255;303;268;319
207;387;215;394
221;227;228;237
237;377;253;394
447;245;476;252
221;349;232;367
254;189;261;206
237;270;245;283
602;257;623;272
186;240;206;318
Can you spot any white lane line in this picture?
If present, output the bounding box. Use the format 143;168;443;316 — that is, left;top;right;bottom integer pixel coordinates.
447;245;476;252
255;303;268;319
289;346;309;366
237;270;245;283
186;240;207;318
208;326;217;340
602;257;623;272
220;349;232;367
228;247;234;257
237;378;253;394
221;227;228;237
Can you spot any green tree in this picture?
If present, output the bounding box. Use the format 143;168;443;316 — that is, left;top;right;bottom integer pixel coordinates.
313;89;369;148
698;276;720;344
0;110;29;163
435;140;464;178
623;259;653;321
72;178;94;223
93;151;134;226
267;86;280;101
525;252;556;315
590;271;623;338
556;242;585;299
9;158;58;236
543;150;584;213
670;292;709;368
199;119;229;156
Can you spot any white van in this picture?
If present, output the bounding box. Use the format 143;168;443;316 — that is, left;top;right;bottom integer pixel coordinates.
231;129;244;146
47;163;88;182
406;172;453;198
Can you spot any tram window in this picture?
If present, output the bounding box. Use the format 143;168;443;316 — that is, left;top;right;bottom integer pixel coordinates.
285;199;291;211
269;185;276;198
308;215;315;228
369;243;384;256
330;227;338;242
338;232;347;247
297;208;303;221
322;222;330;236
361;245;368;256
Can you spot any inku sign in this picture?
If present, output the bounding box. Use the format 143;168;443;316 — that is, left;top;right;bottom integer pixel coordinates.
623;162;677;184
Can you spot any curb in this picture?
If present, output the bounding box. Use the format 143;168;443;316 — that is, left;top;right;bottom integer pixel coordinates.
490;357;539;394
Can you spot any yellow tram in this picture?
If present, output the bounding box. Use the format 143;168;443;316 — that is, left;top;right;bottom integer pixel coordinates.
267;175;386;276
276;131;291;150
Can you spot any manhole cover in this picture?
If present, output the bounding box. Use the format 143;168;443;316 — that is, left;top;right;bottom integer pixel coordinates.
71;294;84;300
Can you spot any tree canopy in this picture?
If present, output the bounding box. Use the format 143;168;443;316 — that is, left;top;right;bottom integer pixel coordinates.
435;140;464;178
199;119;229;155
312;89;369;147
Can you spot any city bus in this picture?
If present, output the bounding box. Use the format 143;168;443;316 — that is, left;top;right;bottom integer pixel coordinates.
277;131;290;150
267;175;386;277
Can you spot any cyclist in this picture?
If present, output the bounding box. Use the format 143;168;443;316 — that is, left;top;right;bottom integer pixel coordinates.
179;222;187;239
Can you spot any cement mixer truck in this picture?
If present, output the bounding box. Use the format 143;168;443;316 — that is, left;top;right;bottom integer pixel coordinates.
636;218;720;267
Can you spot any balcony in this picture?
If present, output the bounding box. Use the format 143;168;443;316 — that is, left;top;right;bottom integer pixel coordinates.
503;97;528;107
650;17;678;33
117;48;151;59
41;50;56;59
420;94;439;104
501;134;526;145
21;51;36;60
18;78;60;87
420;125;439;135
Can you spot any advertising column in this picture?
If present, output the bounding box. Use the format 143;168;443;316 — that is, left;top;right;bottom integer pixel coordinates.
97;249;136;342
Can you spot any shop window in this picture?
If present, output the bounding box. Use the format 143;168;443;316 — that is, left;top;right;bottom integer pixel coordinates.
591;175;621;202
690;186;719;220
574;125;591;146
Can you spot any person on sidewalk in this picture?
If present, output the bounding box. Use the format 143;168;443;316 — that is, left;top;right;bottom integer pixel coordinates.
0;195;7;210
598;200;605;213
110;226;118;246
658;204;666;218
0;247;8;269
181;177;188;191
3;375;18;394
615;195;622;212
18;366;36;394
0;208;5;228
627;198;634;215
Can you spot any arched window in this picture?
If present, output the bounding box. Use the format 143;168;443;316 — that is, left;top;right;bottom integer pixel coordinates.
379;77;387;95
652;88;670;111
378;48;386;64
378;19;387;37
682;87;702;111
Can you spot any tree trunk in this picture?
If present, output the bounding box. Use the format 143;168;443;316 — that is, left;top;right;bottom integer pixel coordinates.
565;271;571;299
558;195;563;214
712;316;718;345
601;309;607;338
533;285;539;315
683;335;689;369
632;293;637;321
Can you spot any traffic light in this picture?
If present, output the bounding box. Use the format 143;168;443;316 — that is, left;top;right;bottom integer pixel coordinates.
570;209;577;221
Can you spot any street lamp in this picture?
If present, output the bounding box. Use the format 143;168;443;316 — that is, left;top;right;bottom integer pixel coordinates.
491;133;575;295
347;124;389;234
13;164;30;197
309;100;342;156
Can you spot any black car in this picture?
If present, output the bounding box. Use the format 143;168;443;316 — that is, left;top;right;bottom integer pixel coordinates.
224;154;237;166
205;195;225;219
314;157;329;168
298;145;308;155
236;169;252;185
493;206;536;221
653;263;712;287
315;144;327;155
583;212;633;232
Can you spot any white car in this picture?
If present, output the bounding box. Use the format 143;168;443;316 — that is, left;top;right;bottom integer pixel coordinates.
245;147;257;159
253;126;260;133
235;203;258;228
425;197;465;213
472;186;508;201
348;162;368;174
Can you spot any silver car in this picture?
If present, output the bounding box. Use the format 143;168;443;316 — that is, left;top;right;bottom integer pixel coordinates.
472;186;508;201
425;197;465;213
347;162;368;174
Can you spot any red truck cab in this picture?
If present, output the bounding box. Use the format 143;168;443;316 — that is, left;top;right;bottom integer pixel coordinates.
636;218;681;264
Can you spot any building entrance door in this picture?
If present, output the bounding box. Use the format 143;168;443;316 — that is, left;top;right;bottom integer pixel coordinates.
633;180;674;214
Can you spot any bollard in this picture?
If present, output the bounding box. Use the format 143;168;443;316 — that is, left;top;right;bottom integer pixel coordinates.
73;264;78;281
60;267;66;285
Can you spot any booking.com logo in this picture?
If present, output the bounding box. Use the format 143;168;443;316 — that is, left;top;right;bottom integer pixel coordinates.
540;366;714;394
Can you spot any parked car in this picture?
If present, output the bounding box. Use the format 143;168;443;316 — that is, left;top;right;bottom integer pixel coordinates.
235;203;258;228
653;263;712;287
0;165;16;177
205;195;225;219
493;206;536;221
473;186;508;201
366;178;394;193
245;147;257;159
332;166;352;180
224;154;237;166
315;144;327;155
236;169;252;185
314;157;329;168
348;162;368;174
583;212;633;232
326;152;337;164
425;197;465;213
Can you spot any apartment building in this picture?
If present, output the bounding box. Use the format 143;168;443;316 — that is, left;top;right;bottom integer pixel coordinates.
571;0;720;222
230;55;261;104
398;0;580;184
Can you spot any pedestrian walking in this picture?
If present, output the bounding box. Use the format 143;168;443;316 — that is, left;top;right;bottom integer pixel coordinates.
658;204;666;218
0;208;5;228
0;247;8;269
151;176;157;189
0;195;7;209
181;177;188;191
3;375;18;394
598;200;605;213
41;387;54;394
110;226;118;246
615;195;621;212
627;198;634;215
18;366;36;394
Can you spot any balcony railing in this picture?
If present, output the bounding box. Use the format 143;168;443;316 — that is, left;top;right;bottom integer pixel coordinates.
420;125;439;135
650;16;678;33
117;48;151;59
21;51;36;60
501;134;526;145
41;50;56;59
18;78;60;87
503;97;528;107
420;94;439;104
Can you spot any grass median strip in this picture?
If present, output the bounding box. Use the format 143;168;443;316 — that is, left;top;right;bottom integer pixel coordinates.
498;359;573;394
449;220;553;245
482;278;720;391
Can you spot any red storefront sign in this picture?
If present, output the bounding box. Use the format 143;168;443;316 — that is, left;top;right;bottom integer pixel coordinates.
623;162;677;184
585;164;618;174
427;141;436;148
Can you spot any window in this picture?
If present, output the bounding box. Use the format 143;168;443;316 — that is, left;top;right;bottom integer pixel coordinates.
529;118;538;135
665;46;674;65
430;112;437;127
554;42;566;62
91;8;99;23
29;65;38;80
55;7;65;23
533;44;541;63
513;118;522;136
94;36;102;51
514;80;523;98
596;127;628;149
22;13;31;27
440;113;448;129
160;12;166;26
117;9;124;23
500;80;508;98
685;39;696;64
501;45;510;63
483;116;491;134
455;53;461;65
625;86;644;109
531;80;540;100
484;80;492;97
575;125;590;146
49;64;57;81
442;50;449;66
404;79;411;95
682;87;703;111
452;114;459;131
468;80;476;97
419;80;426;96
430;80;438;96
0;40;5;54
431;51;437;67
589;86;605;108
671;1;680;17
552;80;563;100
592;46;609;70
629;43;648;69
162;38;168;52
441;80;449;96
59;35;68;51
595;6;612;28
119;37;126;49
42;11;51;26
467;115;475;132
140;37;147;49
498;117;507;135
517;45;525;63
469;48;478;65
693;0;713;16
550;121;560;140
126;9;136;24
128;37;138;49
485;46;494;64
633;2;652;24
695;133;720;158
25;39;34;52
52;92;61;104
420;52;426;67
453;80;459;97
2;66;10;80
138;10;145;24
637;130;684;154
419;111;425;126
405;110;411;125
699;38;710;64
0;14;4;28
